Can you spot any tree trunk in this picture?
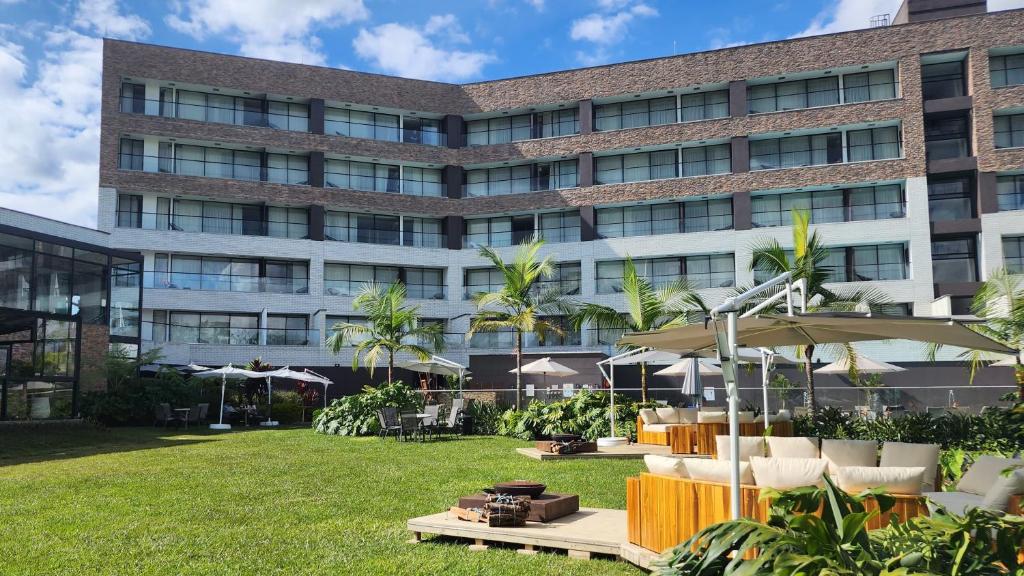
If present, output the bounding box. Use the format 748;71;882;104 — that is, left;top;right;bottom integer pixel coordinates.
803;345;817;414
515;331;523;410
1016;360;1023;402
640;362;648;403
388;351;394;385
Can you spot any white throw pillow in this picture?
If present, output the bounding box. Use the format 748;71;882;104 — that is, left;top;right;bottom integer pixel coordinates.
655;407;680;424
767;436;820;459
715;435;765;462
698;411;727;423
959;455;1024;496
699;406;721;412
837;466;925;495
676;407;699;424
821;439;878;475
644;455;689;478
981;467;1024;511
750;457;829;490
638;409;660;426
684;458;754;485
880;442;940;492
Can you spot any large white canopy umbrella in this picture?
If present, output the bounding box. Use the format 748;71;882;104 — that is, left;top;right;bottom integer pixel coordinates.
510;357;578;391
656;357;722;403
991;353;1022;367
193;364;264;430
398;355;469;397
814;356;907;375
269;366;335;410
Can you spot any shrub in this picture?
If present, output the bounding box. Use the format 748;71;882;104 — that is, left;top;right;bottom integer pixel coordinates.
268;391;304;425
495;390;648;441
313;380;421;436
463;400;504;435
80;353;205;426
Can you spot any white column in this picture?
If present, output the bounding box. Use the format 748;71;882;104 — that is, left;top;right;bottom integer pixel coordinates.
142;136;161;173
904;176;935;315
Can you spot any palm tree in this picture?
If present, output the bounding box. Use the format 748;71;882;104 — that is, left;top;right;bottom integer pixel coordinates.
467;239;576;410
572;257;706;402
935;268;1024;400
327;282;444;384
749;210;886;413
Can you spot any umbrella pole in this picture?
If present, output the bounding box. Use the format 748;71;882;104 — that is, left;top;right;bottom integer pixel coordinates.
219;374;226;426
609;362;616;438
762;349;771;430
726;311;742;520
324;383;329;409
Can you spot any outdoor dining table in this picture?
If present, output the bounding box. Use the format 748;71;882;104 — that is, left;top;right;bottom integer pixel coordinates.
174;407;191;428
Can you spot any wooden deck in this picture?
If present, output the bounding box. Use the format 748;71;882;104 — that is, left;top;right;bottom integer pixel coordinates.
409;507;648;562
516;443;683;460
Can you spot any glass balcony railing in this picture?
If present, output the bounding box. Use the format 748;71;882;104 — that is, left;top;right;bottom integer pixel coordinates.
118;153;310;186
115;212;310;239
119;97;309;132
145;322;320;347
144;272;309;294
928;197;974;221
324;281;445;300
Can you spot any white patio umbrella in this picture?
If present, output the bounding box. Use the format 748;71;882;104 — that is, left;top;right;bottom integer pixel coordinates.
510;357;578;390
193;364;264;430
991;352;1022;366
269;367;334;407
656;357;722;404
814;355;907;375
398;356;469;397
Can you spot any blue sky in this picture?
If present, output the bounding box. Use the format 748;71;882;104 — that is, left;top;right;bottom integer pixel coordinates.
0;0;1022;226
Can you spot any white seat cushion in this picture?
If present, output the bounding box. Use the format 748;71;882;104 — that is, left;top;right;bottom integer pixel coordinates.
924;491;985;516
698;411;727;423
767;412;791;422
736;411;756;423
714;435;765;462
958;455;1024;496
821;439;878;475
750;457;829;490
766;436;820;459
837;466;925;495
880;442;940;492
638;409;660;426
676;407;699;424
699;406;721;412
655;407;680;424
981;467;1024;511
644;455;688;478
642;424;671;433
684;458;754;485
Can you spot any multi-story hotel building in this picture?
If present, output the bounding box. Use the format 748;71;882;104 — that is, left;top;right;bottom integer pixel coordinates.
91;0;1024;398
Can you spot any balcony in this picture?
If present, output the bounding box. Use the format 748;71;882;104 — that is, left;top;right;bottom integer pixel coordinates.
118;152;310;186
146;324;320;347
324;280;445;300
119;97;309;132
143;271;309;294
115;211;310;239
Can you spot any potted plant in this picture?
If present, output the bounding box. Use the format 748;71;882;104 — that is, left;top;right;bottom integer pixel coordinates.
768;373;795;417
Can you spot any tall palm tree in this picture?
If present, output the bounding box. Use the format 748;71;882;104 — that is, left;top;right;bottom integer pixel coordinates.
572;257;706;402
327;282;444;384
934;268;1024;400
749;210;886;413
467;239;576;410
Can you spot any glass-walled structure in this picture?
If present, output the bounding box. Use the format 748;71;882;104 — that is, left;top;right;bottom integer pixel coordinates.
0;224;142;420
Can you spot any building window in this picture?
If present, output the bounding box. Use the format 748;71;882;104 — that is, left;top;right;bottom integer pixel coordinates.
931;238;978;283
404;268;446;300
325;108;399;141
464;160;576;197
843;69;897;103
537;211;581;243
116;194;142;228
594;150;678;184
595;96;676;131
325;316;369;346
464;267;505;299
994;113;1024;149
847;126;902;162
596;255;735;293
990;53;1024;88
171;144;263;181
851;244;907;281
464;215;534;248
1003;236;1024;274
997;174;1024;211
402;217;445;248
681;144;731;177
680;90;729;122
750;185;906;228
118;138;144;171
924;115;970;160
466;109;579;145
927;176;974;221
596;204;678;238
748;77;839;114
324;211;399;245
324;159;400;193
534;263;581;296
921;60;966;100
163;311;259;345
750;133;842;170
267;315;310;346
401;167;444;197
267;207;309;239
267;101;309;132
266;153;309;185
324;264;399;297
470;317;579;348
120;82;146;114
683;199;733;232
401;117;446;146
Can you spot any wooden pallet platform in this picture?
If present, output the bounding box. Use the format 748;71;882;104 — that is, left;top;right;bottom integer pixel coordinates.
408;508;628;560
516;443;676;461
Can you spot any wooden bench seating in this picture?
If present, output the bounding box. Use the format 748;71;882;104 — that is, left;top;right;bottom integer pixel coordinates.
626;472;929;554
694;420;794;456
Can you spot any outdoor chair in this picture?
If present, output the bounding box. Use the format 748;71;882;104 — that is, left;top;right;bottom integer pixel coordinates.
377;407;402;440
153;403;180;427
926;406;947;418
186;403;209;425
399;412;424;442
435;399;464;438
421;404;441;440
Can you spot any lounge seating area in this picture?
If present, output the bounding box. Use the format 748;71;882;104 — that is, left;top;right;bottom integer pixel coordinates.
377;399;464;442
627;436;1024;554
636;407;794;455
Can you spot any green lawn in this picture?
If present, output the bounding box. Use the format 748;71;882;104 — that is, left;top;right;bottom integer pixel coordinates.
0;426;647;575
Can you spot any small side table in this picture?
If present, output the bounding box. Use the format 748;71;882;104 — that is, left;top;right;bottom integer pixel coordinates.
174;408;191;428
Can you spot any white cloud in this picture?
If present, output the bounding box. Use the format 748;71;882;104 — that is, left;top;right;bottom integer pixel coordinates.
0;1;149;227
353;16;495;81
166;0;369;65
989;0;1024;10
570;1;656;46
525;0;545;10
73;0;151;39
